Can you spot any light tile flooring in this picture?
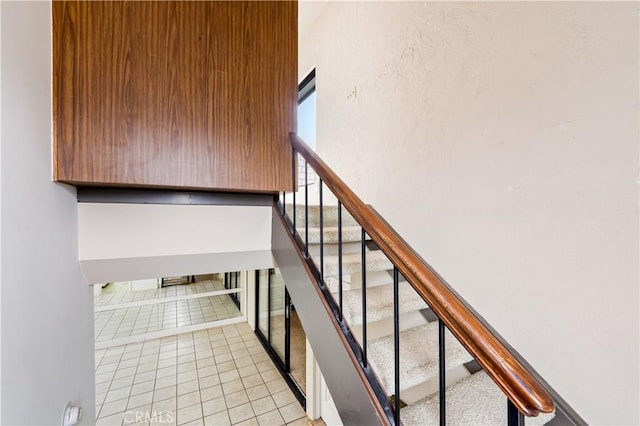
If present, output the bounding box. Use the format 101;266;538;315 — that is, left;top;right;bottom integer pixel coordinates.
95;281;242;342
96;280;230;307
95;322;308;426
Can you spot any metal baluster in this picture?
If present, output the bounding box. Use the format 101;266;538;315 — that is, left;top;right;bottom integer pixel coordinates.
281;191;285;215
304;161;309;258
254;271;260;332
267;269;272;343
439;319;446;426
393;267;401;425
507;400;524;426
319;179;324;282
361;228;367;367
291;148;296;234
338;201;343;321
285;289;291;372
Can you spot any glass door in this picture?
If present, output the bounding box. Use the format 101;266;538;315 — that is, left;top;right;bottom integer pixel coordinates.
255;269;306;407
269;271;286;361
257;270;270;341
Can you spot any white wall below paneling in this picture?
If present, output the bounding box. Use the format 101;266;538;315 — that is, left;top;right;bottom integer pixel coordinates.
81;251;274;285
78;203;275;283
79;203;272;259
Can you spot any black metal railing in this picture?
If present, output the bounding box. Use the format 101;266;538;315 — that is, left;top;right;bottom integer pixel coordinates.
279;173;410;423
275;134;560;426
279;189;396;422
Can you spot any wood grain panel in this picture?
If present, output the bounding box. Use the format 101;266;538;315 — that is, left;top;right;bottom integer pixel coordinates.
53;1;296;192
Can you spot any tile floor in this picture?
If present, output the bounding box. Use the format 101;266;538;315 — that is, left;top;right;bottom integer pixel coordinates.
95;280;242;342
95;295;242;342
96;280;231;307
95;322;308;426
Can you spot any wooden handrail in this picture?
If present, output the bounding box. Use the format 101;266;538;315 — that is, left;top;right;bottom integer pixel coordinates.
289;133;554;417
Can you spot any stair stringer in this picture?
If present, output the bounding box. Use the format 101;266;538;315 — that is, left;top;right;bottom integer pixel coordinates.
271;206;387;426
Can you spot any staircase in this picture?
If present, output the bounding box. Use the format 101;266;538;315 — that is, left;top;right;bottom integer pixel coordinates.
288;203;557;425
269;134;577;425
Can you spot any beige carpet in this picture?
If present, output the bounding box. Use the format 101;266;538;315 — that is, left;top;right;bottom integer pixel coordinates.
401;371;556;425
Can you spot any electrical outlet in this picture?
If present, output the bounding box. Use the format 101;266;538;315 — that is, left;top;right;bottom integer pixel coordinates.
62;402;81;426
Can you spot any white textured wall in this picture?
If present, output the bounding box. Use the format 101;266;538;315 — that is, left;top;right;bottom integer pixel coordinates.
79;204;275;284
300;2;638;424
1;2;95;424
79;203;272;260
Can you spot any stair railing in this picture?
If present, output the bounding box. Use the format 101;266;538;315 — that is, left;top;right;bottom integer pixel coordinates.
277;133;555;425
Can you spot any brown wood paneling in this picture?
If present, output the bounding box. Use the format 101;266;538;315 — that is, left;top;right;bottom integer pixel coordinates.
53;1;296;192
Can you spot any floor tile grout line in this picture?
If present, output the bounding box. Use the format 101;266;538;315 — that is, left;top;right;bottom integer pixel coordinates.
96;340;137;421
96;315;246;350
124;304;144;343
148;332;178;425
96;281;241;312
117;336;150;420
190;330;205;426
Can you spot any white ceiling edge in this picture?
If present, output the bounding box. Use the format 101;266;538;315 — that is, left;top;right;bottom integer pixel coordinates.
81;250;275;285
78;203;272;261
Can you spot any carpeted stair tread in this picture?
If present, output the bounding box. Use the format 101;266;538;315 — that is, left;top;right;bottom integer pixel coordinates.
400;371;556;425
368;322;474;395
340;281;428;326
286;204;359;228
323;250;393;277
303;225;362;244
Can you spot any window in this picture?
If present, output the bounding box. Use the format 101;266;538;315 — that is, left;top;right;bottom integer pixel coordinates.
297;69;316;186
